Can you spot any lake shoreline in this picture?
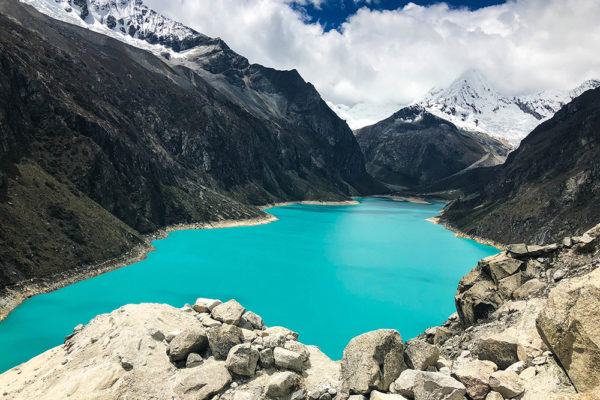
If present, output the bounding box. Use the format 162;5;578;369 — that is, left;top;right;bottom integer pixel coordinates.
0;198;499;324
0;213;279;323
0;199;360;323
426;216;506;250
261;200;360;209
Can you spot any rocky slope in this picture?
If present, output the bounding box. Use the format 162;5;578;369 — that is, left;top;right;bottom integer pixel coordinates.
417;69;600;146
0;0;381;296
355;106;510;190
436;86;600;245
2;225;599;400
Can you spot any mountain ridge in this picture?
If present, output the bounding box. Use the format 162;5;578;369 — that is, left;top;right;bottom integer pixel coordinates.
0;0;382;300
355;105;511;190
417;69;600;145
437;86;600;245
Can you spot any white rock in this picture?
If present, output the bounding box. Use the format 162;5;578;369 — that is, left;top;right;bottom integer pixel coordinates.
489;371;524;398
193;298;222;313
274;347;305;372
211;300;246;325
413;371;467;400
266;371;301;398
370;391;409;400
506;361;526;374
455;360;498;400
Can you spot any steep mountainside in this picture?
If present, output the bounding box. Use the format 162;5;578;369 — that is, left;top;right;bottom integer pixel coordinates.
355;106;510;189
418;69;600;145
0;0;380;293
439;87;600;245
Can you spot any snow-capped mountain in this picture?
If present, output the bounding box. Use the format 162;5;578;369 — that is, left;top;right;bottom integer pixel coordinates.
417;69;600;145
20;0;221;56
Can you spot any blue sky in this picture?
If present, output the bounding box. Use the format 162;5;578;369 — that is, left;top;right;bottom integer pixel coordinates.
292;0;506;30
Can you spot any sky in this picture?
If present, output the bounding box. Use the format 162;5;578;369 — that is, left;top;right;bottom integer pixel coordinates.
145;0;600;128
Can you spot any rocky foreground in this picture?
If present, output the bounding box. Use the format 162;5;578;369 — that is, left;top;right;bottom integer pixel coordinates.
1;226;600;400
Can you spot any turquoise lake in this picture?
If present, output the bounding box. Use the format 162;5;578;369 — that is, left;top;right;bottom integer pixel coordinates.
0;198;498;372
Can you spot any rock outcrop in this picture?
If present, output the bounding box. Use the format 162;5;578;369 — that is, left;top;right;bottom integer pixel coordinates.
341;330;406;394
537;268;600;393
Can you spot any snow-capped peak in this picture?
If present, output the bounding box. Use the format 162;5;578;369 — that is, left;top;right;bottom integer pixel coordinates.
20;0;217;56
417;69;600;145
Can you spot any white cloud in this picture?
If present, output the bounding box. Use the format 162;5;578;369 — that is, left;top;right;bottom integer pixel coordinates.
145;0;600;128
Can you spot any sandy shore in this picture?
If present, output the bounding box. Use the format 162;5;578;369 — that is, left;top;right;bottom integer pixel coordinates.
370;195;432;205
427;216;506;250
261;200;360;209
0;213;279;323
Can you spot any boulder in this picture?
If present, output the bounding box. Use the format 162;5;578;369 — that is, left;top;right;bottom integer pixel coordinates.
455;277;503;326
488;371;524;398
226;343;260;376
284;341;310;362
404;340;439;370
454;360;498;400
208;324;243;360
475;333;526;369
505;361;526;374
484;392;503;400
266;371;301;398
497;272;523;299
349;396;368;400
265;326;299;340
260;348;275;368
185;352;203;368
526;244;559;256
523;260;544;280
433;327;454;345
536;268;600;393
274;347;305;372
192;298;222;313
390;369;422;398
176;359;232;400
240;311;265;330
197;313;221;328
370;391;409;400
413;371;467;400
506;244;528;258
513;279;546;299
263;333;287;348
482;254;524;284
241;328;257;343
211;300;246;325
553;269;566;282
167;329;208;362
519;367;536;380
233;390;263;400
342;329;406;394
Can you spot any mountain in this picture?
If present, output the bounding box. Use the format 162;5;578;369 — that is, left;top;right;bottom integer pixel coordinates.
355;106;510;190
0;0;382;294
418;69;600;145
438;86;600;245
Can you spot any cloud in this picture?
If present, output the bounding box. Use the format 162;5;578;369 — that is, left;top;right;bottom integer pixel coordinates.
145;0;600;128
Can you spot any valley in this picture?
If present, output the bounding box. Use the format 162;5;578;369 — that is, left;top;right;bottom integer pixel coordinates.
0;0;599;399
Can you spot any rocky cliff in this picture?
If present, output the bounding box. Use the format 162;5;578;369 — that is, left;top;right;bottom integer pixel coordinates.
355;106;510;190
2;225;599;400
436;86;600;245
0;0;382;296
